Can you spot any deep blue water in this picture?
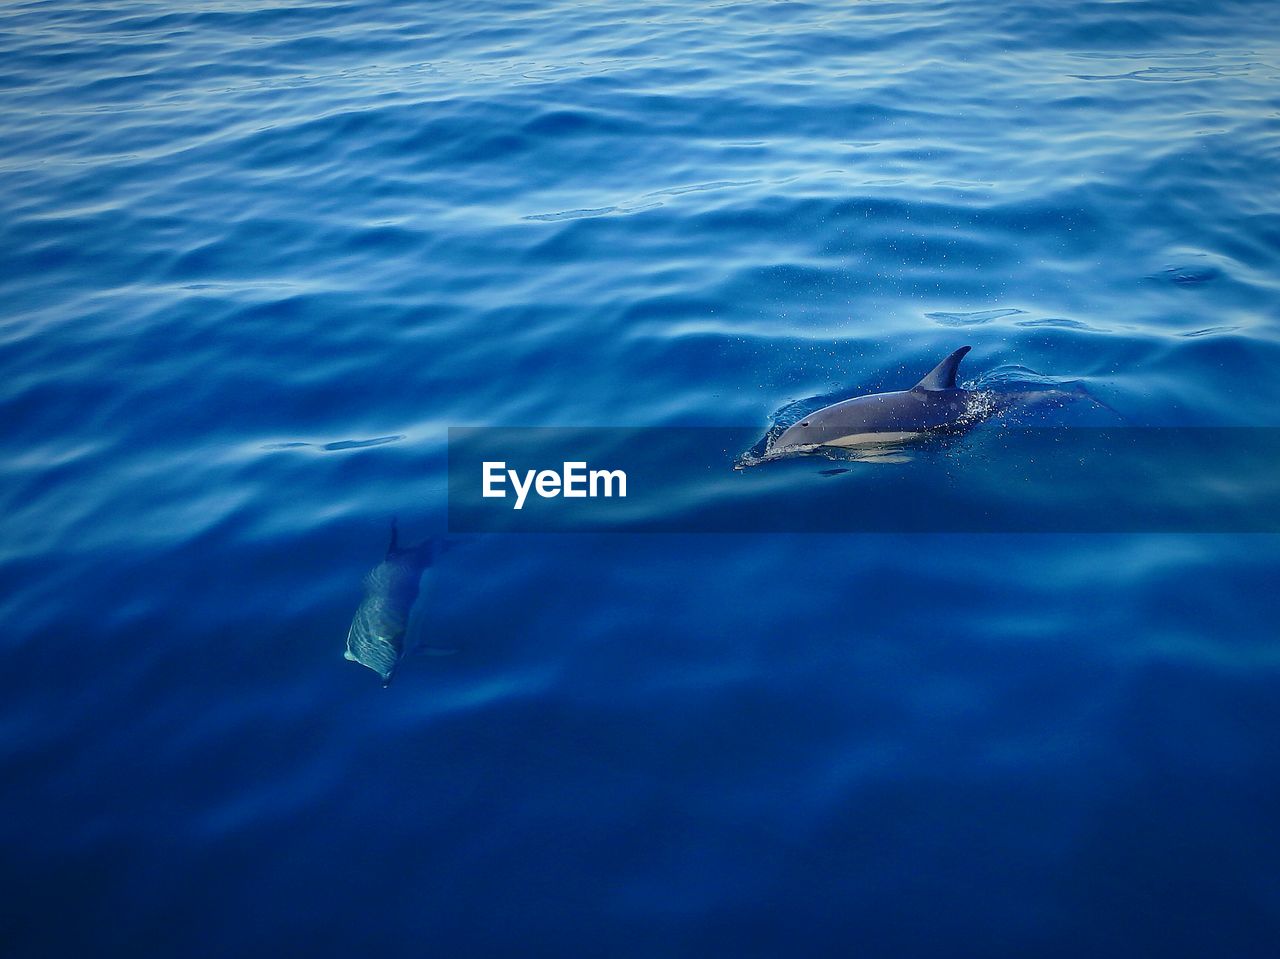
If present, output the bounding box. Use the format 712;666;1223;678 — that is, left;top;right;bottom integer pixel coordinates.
4;1;1280;955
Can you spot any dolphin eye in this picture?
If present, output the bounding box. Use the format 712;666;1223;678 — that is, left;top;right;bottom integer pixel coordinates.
800;421;810;427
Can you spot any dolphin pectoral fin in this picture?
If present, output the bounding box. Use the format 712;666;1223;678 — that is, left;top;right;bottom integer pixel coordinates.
913;346;971;392
344;619;360;661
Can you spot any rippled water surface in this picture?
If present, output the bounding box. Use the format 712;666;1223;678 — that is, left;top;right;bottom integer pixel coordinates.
4;1;1280;955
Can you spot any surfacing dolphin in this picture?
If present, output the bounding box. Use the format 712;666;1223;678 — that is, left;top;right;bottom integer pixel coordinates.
767;345;1036;456
345;519;439;687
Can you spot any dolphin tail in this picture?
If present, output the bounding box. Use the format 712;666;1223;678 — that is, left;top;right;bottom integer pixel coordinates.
914;346;972;392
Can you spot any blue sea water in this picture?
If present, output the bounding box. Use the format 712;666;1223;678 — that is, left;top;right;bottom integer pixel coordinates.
3;1;1280;955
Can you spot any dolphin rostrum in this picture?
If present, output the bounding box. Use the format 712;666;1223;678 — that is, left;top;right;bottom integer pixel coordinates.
345;519;437;687
771;346;987;453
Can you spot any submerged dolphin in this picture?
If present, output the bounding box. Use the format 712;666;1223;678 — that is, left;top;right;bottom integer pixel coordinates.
345;520;437;687
772;346;984;452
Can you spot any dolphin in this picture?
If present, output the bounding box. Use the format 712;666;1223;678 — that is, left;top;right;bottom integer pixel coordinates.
345;519;437;687
771;346;985;453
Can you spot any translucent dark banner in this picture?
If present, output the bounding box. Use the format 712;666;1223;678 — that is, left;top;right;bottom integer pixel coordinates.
448;428;1280;533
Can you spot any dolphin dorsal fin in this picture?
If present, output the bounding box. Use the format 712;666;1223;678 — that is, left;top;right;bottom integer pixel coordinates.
913;346;971;392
